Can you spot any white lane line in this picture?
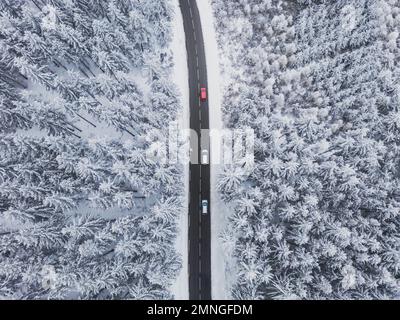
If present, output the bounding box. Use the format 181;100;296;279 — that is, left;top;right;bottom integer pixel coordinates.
196;68;200;80
199;256;202;272
199;170;202;192
199;277;202;290
199;223;202;239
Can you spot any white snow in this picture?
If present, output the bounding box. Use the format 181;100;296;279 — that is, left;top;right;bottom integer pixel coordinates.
65;201;150;221
20;82;128;141
197;0;232;300
170;0;190;300
125;68;152;104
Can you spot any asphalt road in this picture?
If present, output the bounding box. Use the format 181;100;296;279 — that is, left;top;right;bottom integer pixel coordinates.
179;0;211;300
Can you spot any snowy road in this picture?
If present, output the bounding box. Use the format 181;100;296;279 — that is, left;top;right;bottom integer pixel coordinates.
179;0;211;300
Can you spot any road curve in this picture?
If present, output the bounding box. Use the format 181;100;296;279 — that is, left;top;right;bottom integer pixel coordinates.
178;0;211;300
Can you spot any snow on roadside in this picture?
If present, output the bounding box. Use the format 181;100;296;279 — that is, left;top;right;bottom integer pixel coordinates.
197;0;232;300
170;0;190;300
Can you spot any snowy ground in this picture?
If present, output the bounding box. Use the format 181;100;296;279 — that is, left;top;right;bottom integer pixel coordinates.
17;82;128;142
197;0;232;300
170;0;190;300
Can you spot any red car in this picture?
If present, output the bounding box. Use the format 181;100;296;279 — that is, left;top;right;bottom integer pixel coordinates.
200;87;207;101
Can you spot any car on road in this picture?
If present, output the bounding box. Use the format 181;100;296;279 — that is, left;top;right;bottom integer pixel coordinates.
200;87;207;101
201;149;209;164
201;200;208;214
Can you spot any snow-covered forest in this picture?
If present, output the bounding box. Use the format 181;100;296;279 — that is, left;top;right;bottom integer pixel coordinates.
212;0;400;299
0;0;184;299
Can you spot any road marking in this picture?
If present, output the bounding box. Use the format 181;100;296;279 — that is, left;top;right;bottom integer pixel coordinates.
199;257;201;273
196;69;200;80
199;277;202;290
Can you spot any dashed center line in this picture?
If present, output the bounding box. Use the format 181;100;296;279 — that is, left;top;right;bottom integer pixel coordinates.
199;259;202;278
199;224;202;240
199;277;202;290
